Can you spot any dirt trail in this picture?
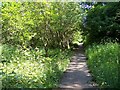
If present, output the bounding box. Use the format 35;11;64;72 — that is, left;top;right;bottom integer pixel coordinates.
59;43;96;89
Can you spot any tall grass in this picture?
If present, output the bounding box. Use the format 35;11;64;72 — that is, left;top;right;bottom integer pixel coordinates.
86;42;120;88
0;44;72;88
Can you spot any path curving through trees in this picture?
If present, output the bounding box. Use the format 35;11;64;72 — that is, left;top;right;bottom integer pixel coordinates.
59;43;97;89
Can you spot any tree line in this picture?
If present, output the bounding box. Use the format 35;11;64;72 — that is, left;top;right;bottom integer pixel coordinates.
2;2;83;56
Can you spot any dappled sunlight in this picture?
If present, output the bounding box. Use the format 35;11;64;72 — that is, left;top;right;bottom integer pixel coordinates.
1;44;72;88
1;1;120;89
59;45;93;89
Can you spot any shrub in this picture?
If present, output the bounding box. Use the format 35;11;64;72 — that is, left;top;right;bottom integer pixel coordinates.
0;44;72;88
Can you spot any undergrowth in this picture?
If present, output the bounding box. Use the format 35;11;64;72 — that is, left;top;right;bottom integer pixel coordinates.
86;42;120;88
0;44;72;88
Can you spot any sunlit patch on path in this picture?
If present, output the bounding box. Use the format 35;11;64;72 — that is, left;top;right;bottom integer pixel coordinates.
59;43;96;89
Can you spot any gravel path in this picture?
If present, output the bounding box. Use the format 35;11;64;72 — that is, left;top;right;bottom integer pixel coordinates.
59;43;97;89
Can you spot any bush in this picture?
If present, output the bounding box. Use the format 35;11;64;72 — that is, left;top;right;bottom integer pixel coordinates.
0;44;72;88
86;42;120;88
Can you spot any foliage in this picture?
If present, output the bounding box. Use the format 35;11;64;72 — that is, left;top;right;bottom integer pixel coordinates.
72;31;82;44
0;44;72;88
1;2;82;88
86;42;120;88
81;2;120;46
2;2;120;89
2;2;82;51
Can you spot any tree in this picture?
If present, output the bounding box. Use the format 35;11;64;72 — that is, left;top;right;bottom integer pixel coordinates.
81;2;120;45
2;2;82;56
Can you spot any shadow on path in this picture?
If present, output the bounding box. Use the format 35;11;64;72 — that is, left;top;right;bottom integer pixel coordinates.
58;43;97;89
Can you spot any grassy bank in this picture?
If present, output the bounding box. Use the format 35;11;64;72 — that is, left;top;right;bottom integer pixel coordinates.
86;42;120;88
0;44;72;88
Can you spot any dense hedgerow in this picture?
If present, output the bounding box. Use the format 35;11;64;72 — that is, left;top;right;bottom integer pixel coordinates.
0;44;72;88
86;42;120;88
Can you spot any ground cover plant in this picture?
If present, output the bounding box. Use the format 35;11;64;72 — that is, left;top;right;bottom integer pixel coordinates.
86;42;120;88
0;44;72;88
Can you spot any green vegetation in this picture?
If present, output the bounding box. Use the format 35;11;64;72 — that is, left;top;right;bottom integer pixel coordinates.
1;2;81;88
1;44;72;88
2;2;82;52
81;2;120;46
86;42;120;88
1;1;120;89
83;2;120;88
